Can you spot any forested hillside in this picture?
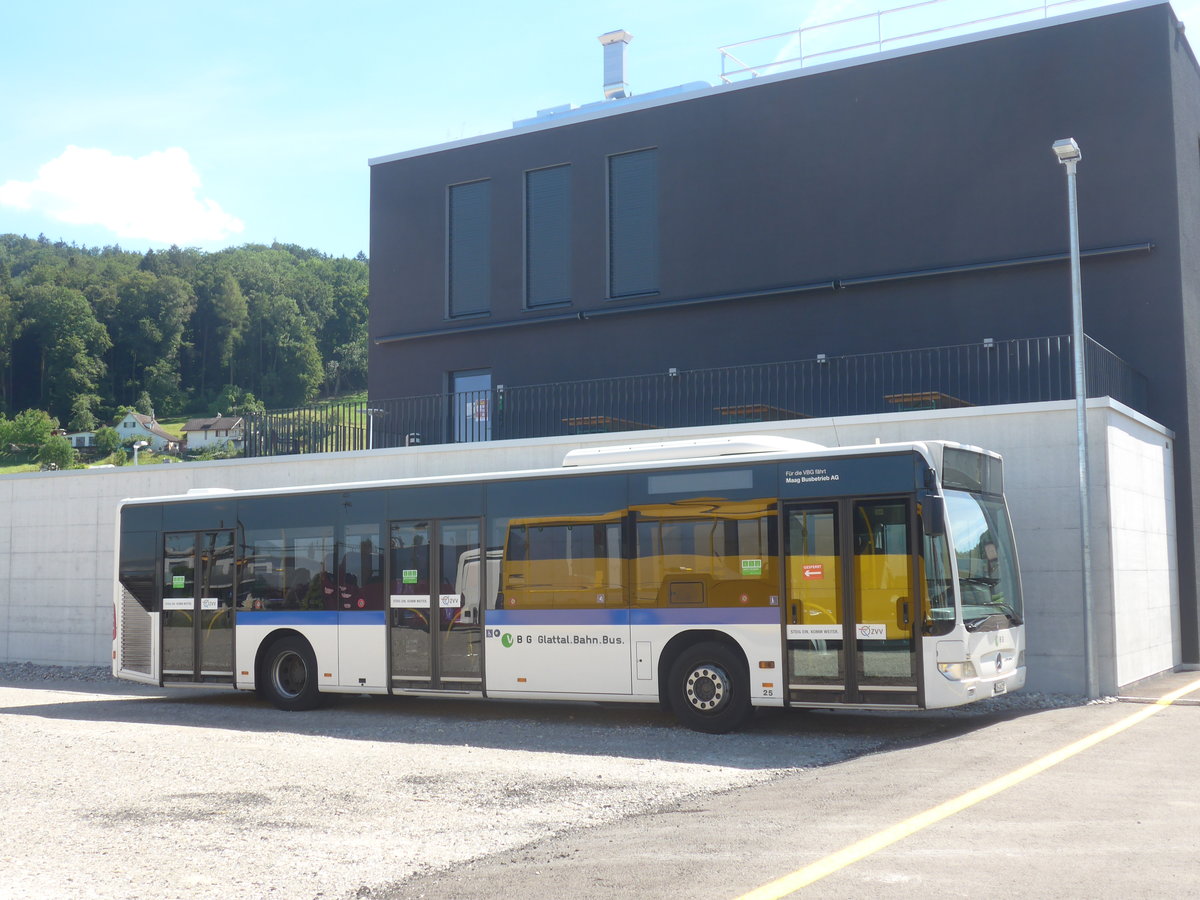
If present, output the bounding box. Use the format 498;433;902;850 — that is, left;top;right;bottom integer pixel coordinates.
0;233;369;430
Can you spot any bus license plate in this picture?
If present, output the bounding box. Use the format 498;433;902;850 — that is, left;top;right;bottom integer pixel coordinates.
993;680;1007;695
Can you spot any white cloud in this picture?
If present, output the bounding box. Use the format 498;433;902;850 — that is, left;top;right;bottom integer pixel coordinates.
0;146;244;245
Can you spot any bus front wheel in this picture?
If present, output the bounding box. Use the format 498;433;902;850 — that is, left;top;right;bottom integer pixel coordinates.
261;636;323;711
667;642;751;733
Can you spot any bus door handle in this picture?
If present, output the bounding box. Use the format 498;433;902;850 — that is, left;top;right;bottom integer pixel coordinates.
899;599;910;627
790;603;798;624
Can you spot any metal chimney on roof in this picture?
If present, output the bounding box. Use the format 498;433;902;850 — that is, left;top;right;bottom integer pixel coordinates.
599;30;633;100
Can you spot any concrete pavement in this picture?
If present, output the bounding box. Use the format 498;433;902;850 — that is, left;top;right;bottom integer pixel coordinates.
389;671;1200;899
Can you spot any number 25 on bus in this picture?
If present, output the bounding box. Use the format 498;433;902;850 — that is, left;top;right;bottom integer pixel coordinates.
114;435;1024;732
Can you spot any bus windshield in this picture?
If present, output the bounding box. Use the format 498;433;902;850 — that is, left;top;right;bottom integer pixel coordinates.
945;490;1023;631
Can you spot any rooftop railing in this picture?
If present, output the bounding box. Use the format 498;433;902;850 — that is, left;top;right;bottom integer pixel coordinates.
243;334;1148;457
718;0;1112;83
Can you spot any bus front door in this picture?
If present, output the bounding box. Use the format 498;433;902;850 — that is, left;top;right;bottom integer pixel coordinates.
388;519;483;691
783;500;918;706
161;530;236;684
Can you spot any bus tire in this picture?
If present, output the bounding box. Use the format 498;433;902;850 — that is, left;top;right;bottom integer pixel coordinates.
667;642;751;733
262;636;323;711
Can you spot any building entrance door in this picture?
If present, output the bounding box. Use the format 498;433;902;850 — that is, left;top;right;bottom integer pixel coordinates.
161;530;236;683
388;519;484;691
450;369;492;442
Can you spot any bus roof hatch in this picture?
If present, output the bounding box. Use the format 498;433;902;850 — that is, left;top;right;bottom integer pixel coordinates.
562;435;824;467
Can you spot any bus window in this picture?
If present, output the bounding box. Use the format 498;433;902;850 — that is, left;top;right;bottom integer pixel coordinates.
634;499;777;607
921;532;955;635
500;515;625;609
341;523;384;610
852;500;916;682
945;490;1023;630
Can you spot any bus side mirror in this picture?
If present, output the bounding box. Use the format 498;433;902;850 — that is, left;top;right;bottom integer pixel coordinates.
919;491;946;536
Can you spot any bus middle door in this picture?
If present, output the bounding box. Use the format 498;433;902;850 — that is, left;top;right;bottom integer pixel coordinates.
388;519;483;692
161;530;236;684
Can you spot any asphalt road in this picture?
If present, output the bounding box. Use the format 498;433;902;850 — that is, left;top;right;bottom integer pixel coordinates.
393;672;1200;900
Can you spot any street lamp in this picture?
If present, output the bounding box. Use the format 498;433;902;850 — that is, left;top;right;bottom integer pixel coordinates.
365;408;386;450
132;440;148;466
1053;137;1096;699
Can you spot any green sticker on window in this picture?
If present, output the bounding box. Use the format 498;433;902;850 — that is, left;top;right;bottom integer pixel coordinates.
741;559;763;576
172;575;186;589
402;569;418;585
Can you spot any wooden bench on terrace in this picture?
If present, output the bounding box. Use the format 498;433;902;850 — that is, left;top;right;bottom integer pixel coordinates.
714;404;810;423
884;391;973;411
562;415;653;434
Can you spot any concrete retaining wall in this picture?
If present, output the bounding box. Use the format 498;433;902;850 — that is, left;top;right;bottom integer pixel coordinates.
0;398;1177;695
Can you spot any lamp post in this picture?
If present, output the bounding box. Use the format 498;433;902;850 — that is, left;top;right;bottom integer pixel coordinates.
365;408;386;450
132;440;148;466
1053;137;1096;700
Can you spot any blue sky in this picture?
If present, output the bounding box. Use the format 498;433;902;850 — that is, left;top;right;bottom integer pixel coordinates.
0;0;1181;258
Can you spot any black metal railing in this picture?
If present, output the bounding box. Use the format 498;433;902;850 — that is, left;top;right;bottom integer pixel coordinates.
243;335;1148;457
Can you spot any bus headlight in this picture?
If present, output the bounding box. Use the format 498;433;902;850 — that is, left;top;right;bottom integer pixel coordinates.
1017;650;1025;668
937;661;978;681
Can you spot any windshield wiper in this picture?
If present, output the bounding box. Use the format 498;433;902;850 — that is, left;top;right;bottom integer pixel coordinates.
963;604;1023;631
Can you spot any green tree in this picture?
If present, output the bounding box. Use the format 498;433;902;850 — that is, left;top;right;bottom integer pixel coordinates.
189;267;248;401
238;390;265;415
108;271;195;413
245;293;322;407
0;290;17;413
0;233;369;423
68;393;101;432
10;408;57;446
37;434;76;470
327;340;367;396
93;425;121;457
213;384;265;416
12;284;109;420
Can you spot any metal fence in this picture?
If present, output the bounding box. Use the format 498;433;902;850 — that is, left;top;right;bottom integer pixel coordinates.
718;0;1099;83
243;335;1148;457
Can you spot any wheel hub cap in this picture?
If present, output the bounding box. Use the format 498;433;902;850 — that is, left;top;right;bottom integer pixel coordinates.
686;665;727;711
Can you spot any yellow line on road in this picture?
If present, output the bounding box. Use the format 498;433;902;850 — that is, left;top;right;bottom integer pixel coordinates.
736;677;1200;900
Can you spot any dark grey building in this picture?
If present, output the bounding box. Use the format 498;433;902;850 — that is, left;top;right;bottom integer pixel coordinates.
368;0;1200;665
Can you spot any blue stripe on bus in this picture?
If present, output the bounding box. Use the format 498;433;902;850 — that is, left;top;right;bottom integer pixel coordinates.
630;607;780;626
239;608;779;628
339;611;387;625
485;607;780;627
487;609;628;626
237;610;387;626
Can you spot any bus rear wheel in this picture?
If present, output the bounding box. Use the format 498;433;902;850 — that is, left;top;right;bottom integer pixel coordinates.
668;642;751;733
261;636;323;711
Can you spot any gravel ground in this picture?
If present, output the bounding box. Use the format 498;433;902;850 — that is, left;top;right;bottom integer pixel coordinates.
0;665;1092;900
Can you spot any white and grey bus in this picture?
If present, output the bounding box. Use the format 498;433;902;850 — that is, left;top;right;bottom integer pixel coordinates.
113;435;1025;732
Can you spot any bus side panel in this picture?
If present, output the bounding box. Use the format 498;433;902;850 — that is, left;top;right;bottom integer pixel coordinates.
631;609;784;706
235;613;341;692
337;611;387;689
484;609;632;694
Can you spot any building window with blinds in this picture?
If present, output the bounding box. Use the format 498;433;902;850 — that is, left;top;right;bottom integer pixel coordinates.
447;179;491;318
525;164;571;308
607;148;659;299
